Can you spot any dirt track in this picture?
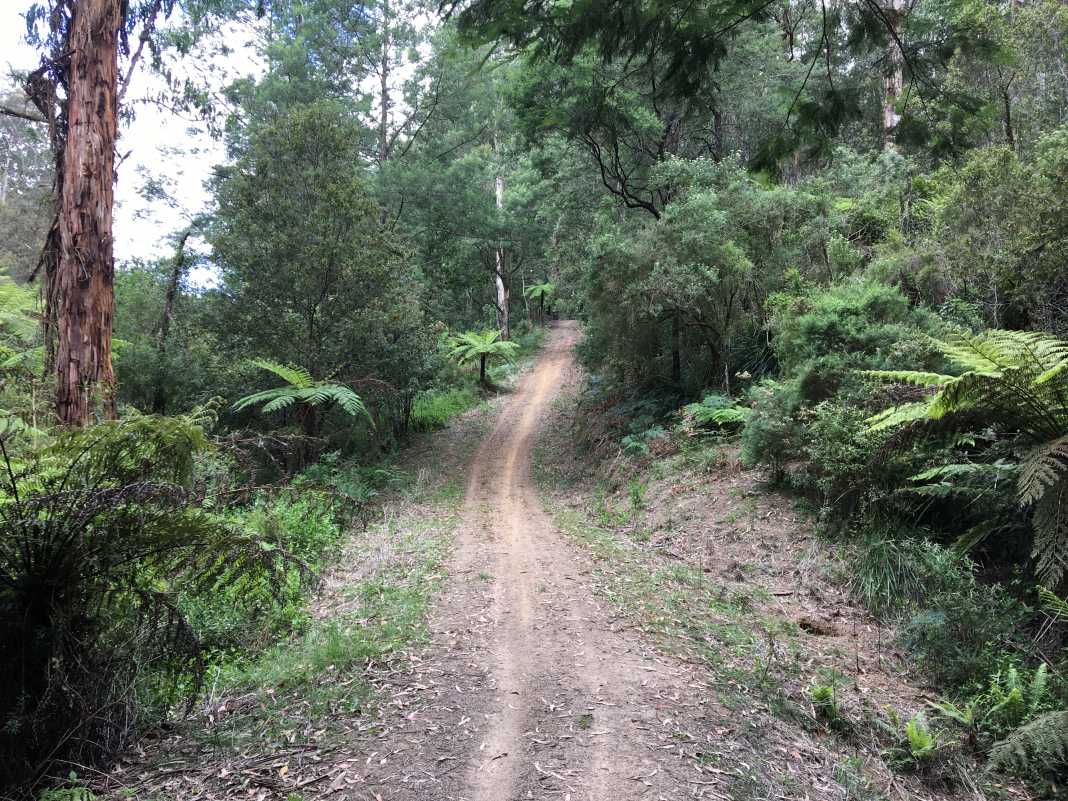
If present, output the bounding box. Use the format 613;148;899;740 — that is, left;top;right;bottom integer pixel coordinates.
448;321;712;801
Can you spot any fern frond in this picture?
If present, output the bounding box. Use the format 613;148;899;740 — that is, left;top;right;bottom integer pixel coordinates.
866;402;931;431
1018;435;1068;506
1036;359;1068;386
1032;484;1068;587
259;392;300;413
234;362;370;422
248;358;315;389
988;711;1068;778
1028;664;1049;717
232;387;290;413
1038;585;1068;622
863;370;955;387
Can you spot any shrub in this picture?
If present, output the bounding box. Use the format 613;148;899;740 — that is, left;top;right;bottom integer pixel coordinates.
900;567;1029;691
0;412;304;792
988;711;1068;791
739;378;804;475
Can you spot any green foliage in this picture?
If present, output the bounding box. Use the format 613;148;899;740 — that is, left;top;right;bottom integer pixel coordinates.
447;329;520;384
210;100;436;443
678;393;748;432
410;386;481;431
866;330;1068;585
900;575;1028;691
905;714;938;762
988;711;1068;788
932;663;1055;749
809;683;840;723
523;281;557;322
0;413;307;791
234;358;371;421
849;534;936;619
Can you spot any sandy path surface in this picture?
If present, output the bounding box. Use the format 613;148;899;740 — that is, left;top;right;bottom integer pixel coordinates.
447;321;712;801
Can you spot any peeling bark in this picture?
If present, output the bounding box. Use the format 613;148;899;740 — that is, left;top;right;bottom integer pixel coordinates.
53;0;122;425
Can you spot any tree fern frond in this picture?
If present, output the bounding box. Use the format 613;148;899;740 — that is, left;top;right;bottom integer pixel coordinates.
988;711;1068;779
863;370;955;387
1037;585;1068;623
1036;359;1068;386
234;361;371;422
260;393;301;413
1032;484;1068;587
866;402;931;431
232;388;290;413
248;358;315;389
1018;435;1068;506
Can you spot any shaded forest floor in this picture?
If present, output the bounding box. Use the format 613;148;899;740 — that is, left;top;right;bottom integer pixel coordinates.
98;323;1022;801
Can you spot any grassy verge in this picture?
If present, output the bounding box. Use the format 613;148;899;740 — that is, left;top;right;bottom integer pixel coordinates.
533;437;810;725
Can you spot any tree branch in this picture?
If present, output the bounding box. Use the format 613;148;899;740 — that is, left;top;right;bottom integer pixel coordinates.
0;104;46;124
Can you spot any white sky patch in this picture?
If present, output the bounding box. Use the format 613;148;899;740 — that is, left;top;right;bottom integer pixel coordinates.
1;5;263;269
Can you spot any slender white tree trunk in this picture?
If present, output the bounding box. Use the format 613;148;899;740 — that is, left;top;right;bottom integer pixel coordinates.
493;134;508;340
882;0;908;147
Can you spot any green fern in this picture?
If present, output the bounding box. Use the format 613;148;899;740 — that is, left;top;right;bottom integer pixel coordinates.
1037;585;1068;622
988;711;1068;779
905;713;938;760
233;359;371;421
679;393;749;431
448;330;520;385
865;330;1068;585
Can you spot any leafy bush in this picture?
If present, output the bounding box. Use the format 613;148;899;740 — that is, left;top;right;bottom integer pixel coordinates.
0;413;304;791
742;281;940;489
900;570;1029;691
739;379;803;476
988;711;1068;791
847;534;1029;690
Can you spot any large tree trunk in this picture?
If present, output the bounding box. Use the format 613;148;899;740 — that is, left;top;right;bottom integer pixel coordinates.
54;0;121;425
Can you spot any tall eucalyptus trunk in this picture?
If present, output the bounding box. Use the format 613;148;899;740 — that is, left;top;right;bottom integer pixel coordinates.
378;0;391;165
53;0;122;425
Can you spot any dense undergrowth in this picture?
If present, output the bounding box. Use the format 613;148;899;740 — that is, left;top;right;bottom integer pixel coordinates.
569;315;1068;795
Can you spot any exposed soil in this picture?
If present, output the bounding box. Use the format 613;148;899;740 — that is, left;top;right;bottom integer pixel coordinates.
99;321;1022;801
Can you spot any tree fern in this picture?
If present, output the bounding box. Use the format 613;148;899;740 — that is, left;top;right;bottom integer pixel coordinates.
0;413;309;789
523;281;556;323
865;330;1068;585
448;330;520;385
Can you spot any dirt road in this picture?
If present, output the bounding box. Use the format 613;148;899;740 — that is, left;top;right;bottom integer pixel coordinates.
446;321;711;801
